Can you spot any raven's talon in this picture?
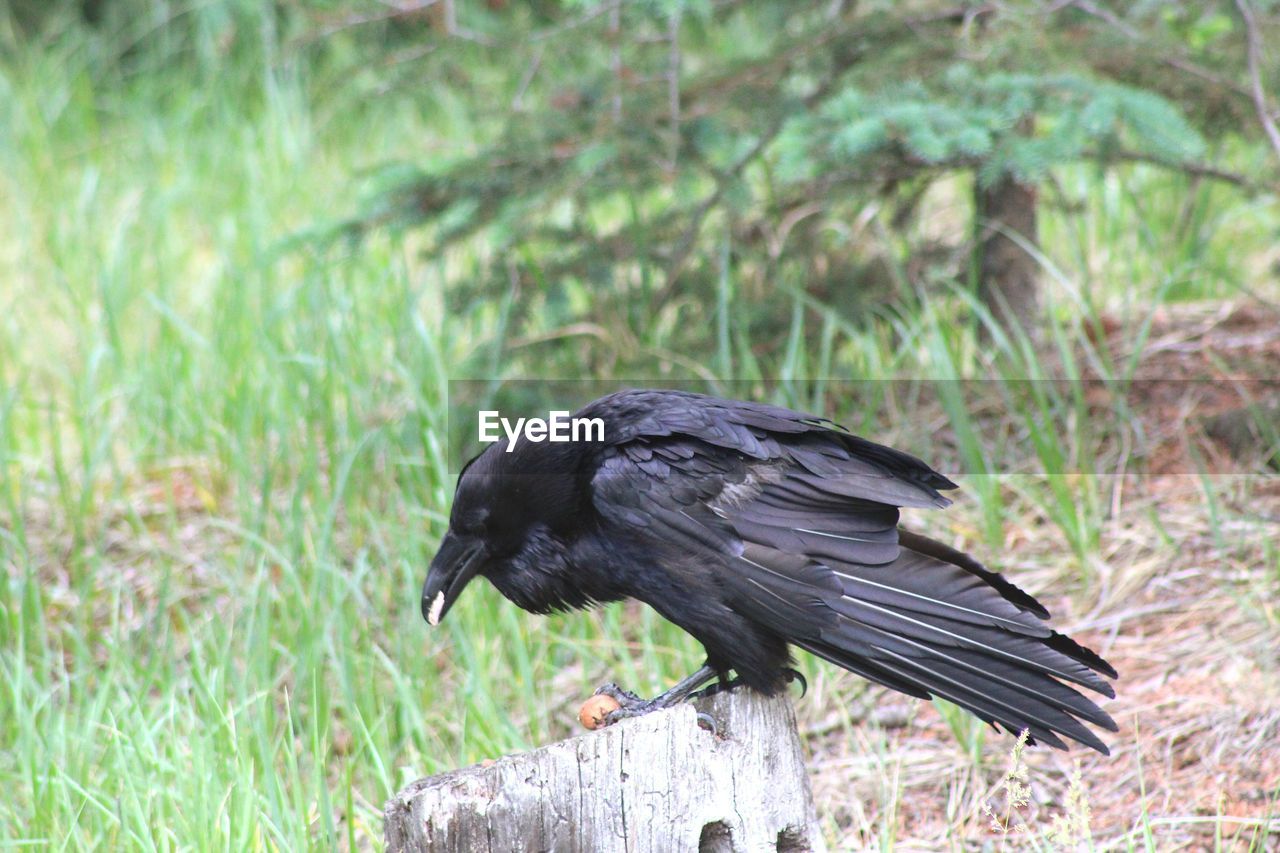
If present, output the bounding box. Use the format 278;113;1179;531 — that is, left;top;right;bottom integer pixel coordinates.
594;683;643;705
695;712;718;735
782;667;808;698
601;700;660;726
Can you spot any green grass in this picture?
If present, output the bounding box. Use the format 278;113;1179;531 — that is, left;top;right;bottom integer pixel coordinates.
2;9;1278;851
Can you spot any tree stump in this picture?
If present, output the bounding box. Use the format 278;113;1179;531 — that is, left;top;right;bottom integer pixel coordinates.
384;690;826;852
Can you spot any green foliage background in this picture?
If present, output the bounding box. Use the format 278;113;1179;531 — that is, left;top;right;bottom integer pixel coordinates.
0;1;1277;848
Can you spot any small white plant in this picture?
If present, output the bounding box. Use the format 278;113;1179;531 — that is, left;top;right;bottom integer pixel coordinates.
982;730;1031;843
1044;761;1094;850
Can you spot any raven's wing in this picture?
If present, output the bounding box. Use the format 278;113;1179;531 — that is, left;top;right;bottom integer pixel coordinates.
587;393;1117;753
590;435;844;645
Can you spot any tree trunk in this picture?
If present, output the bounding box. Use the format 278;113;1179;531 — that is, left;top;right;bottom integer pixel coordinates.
975;170;1041;336
384;690;826;853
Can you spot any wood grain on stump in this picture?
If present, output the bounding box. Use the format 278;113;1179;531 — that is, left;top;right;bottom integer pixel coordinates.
384;690;825;852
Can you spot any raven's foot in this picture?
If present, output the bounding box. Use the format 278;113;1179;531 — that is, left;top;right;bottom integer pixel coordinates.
690;666;807;701
592;682;643;706
599;699;718;734
591;683;664;723
590;665;806;728
592;664;720;726
595;694;666;724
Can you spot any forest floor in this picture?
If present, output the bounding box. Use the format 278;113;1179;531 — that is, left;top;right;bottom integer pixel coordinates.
801;301;1280;850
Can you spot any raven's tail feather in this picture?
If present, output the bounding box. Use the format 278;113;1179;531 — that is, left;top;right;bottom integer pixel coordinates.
801;531;1118;754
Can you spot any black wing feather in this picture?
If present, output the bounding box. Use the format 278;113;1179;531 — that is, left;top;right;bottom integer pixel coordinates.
583;390;1117;753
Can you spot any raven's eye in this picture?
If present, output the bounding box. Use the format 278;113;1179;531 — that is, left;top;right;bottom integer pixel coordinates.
453;507;490;537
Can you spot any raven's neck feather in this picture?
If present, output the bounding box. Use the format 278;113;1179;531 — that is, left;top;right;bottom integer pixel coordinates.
484;526;628;614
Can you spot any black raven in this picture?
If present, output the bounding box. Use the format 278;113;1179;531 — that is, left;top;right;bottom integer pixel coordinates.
423;389;1118;753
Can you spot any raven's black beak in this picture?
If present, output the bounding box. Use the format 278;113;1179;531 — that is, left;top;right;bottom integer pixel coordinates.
422;533;483;626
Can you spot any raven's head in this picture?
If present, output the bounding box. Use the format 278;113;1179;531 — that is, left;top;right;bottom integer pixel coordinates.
421;447;499;627
422;440;586;625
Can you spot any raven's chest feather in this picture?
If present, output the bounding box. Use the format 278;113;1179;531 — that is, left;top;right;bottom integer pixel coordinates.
482;526;630;614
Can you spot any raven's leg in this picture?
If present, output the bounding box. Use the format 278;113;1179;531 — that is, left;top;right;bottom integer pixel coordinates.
689;675;742;701
593;665;807;726
593;664;720;724
690;666;807;700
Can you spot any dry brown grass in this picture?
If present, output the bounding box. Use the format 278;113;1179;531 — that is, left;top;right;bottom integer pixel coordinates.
798;303;1280;850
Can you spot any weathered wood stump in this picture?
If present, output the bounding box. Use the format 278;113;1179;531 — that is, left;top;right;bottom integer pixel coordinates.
384;690;826;852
